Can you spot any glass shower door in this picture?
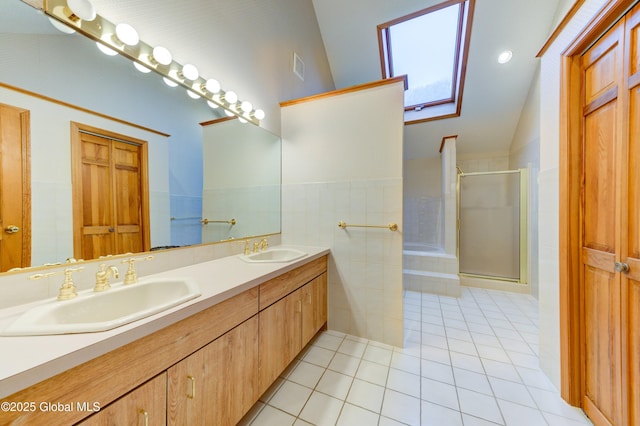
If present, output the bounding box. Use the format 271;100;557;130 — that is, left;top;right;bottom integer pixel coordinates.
458;170;526;282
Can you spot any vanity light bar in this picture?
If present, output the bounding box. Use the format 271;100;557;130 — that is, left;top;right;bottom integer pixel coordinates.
43;0;263;125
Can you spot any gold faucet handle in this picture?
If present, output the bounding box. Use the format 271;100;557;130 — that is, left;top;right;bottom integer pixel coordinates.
121;255;153;284
260;238;269;250
58;267;84;300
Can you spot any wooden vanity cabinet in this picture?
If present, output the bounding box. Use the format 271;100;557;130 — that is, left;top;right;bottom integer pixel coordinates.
77;372;167;426
167;316;259;426
2;255;327;426
258;256;328;395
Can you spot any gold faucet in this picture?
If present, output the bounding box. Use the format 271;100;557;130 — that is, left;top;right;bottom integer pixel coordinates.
121;255;154;285
29;267;85;300
253;238;269;253
243;240;251;255
94;263;119;292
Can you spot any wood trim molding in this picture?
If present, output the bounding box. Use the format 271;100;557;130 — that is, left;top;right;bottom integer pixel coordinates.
0;82;170;138
439;135;458;153
200;116;237;127
279;75;407;107
537;0;586;57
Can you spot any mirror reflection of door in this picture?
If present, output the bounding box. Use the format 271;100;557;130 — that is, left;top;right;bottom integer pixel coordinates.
0;103;31;271
71;122;150;260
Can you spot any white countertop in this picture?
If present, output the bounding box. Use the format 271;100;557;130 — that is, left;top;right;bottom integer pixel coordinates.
0;245;330;399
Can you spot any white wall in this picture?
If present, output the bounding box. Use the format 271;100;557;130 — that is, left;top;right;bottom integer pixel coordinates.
281;81;405;346
509;67;541;298
538;0;609;389
404;157;443;248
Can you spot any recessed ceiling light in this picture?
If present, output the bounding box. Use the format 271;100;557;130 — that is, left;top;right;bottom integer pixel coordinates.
498;50;513;64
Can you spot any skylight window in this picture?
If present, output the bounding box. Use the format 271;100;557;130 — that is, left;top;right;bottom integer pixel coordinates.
378;0;475;123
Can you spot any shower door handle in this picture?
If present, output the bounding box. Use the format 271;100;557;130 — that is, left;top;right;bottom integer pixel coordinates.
614;262;629;273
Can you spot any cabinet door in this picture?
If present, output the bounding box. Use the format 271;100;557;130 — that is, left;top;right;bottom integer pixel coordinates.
167;316;259;426
258;288;303;396
302;272;328;346
77;372;166;426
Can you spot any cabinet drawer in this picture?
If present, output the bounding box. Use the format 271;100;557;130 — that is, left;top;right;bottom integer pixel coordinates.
259;256;327;310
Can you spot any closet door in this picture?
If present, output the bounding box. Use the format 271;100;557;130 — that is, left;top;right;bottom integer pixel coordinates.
579;4;640;425
623;5;640;425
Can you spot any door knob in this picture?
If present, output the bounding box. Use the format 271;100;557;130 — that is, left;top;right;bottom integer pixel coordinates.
614;262;630;273
5;225;19;234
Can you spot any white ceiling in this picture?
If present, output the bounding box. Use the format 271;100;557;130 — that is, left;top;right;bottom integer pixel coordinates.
311;0;562;158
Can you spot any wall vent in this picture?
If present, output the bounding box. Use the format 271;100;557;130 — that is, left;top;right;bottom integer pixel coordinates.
293;52;305;81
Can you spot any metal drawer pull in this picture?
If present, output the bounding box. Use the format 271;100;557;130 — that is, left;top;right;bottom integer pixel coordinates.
614;262;630;273
187;375;196;399
139;409;149;426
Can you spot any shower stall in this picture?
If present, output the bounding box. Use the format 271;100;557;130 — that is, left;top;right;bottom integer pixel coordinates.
457;169;528;284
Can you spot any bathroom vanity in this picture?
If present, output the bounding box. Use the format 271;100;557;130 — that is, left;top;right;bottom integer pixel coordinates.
0;247;328;425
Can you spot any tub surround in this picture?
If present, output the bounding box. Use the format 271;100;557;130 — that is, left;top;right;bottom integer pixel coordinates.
0;244;328;400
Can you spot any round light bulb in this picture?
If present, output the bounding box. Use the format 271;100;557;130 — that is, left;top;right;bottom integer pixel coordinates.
498;50;513;64
187;90;201;99
152;46;172;66
67;0;96;21
115;23;139;46
240;101;253;113
181;64;199;81
133;62;151;73
238;117;248;124
48;17;75;34
96;42;118;56
163;77;178;87
205;79;220;94
224;109;235;117
207;100;220;109
254;109;265;120
224;90;238;104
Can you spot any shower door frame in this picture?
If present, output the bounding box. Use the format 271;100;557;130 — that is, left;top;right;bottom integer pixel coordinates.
456;168;529;284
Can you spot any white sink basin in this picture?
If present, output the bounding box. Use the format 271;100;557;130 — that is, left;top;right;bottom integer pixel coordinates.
1;278;201;336
241;248;307;263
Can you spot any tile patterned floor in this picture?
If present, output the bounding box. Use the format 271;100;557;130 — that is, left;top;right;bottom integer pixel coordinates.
240;287;593;425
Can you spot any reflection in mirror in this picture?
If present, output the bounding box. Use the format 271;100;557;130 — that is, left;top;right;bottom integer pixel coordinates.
201;117;281;242
0;0;281;271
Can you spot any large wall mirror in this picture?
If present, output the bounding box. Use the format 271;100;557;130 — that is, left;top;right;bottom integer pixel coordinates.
0;0;281;271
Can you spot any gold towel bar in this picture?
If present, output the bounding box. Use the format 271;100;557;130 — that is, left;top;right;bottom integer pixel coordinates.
338;221;398;231
201;218;237;225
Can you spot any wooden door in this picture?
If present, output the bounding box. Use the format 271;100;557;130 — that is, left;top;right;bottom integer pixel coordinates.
78;372;167;426
258;289;302;396
71;123;150;260
0;103;30;272
301;272;327;346
623;5;640;425
579;5;640;425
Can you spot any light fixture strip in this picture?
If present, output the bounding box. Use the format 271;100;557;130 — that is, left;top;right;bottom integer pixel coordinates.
43;0;260;125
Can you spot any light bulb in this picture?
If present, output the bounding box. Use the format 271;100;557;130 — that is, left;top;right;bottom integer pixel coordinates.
205;79;220;94
207;100;220;109
240;101;253;113
254;109;265;120
133;62;151;73
498;50;513;64
152;46;172;66
224;91;238;104
163;77;178;87
181;64;199;81
67;0;96;21
115;23;139;46
238;117;248;124
48;17;75;34
96;42;117;56
224;109;235;117
187;90;201;99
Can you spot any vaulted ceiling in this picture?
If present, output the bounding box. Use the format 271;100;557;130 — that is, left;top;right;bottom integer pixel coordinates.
312;0;563;158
